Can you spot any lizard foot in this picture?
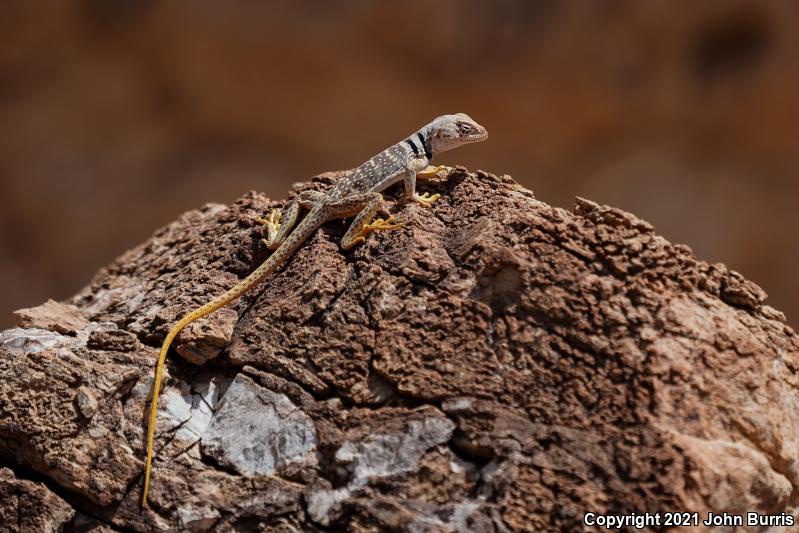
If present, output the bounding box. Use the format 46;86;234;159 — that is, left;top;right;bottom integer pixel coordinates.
363;216;403;234
258;209;284;249
412;192;441;208
256;209;281;231
417;165;450;179
344;217;404;249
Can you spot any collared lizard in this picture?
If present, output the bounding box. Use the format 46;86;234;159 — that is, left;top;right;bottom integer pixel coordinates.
142;113;487;506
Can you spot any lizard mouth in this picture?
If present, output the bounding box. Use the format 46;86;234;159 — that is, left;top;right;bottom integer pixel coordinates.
466;129;488;143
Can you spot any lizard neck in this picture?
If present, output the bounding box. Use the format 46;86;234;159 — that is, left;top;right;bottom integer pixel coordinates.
415;129;433;160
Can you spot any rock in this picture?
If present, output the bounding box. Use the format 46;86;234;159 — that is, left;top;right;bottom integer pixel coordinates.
201;374;317;477
306;406;458;526
13;299;90;335
334;410;455;489
76;386;98;418
175;307;238;365
69;514;118;532
0;322;147;507
175;504;221;532
1;168;798;531
0;468;75;533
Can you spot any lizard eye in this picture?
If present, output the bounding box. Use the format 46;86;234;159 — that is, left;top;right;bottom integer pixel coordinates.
457;122;473;134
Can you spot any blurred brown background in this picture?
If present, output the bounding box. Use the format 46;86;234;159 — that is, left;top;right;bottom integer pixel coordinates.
1;0;797;329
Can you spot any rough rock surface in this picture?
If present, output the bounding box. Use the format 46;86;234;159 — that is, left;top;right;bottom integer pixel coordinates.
1;168;798;531
0;468;75;533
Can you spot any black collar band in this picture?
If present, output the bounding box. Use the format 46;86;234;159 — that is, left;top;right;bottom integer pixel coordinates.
417;132;433;160
405;138;420;157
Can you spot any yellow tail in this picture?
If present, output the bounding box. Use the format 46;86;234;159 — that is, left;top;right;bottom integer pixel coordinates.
141;211;321;507
141;258;275;507
141;307;211;507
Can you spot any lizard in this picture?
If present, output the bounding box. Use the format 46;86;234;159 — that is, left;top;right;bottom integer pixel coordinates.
141;113;488;507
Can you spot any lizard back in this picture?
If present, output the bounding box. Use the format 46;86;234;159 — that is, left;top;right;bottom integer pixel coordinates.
327;139;423;198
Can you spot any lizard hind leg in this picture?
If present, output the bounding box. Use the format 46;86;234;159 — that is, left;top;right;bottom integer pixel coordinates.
260;202;298;250
256;208;284;248
258;189;325;249
340;193;403;250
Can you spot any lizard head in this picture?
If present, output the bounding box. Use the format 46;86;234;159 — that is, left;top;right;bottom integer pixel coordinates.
426;113;488;156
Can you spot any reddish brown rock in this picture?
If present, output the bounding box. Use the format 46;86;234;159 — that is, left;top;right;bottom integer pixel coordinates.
1;168;797;531
0;322;148;507
0;468;74;533
13;299;90;335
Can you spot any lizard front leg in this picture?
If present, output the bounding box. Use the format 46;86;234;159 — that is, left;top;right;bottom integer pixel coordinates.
257;190;324;249
325;193;403;250
403;167;441;208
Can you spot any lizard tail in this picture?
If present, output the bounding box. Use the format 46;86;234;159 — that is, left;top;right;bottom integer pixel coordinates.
141;252;282;508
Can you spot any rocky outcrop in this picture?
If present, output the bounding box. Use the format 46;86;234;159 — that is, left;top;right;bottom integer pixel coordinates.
1;168;797;531
0;469;74;533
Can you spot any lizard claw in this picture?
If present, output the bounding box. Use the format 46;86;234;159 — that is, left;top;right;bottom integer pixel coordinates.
412;192;441;208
